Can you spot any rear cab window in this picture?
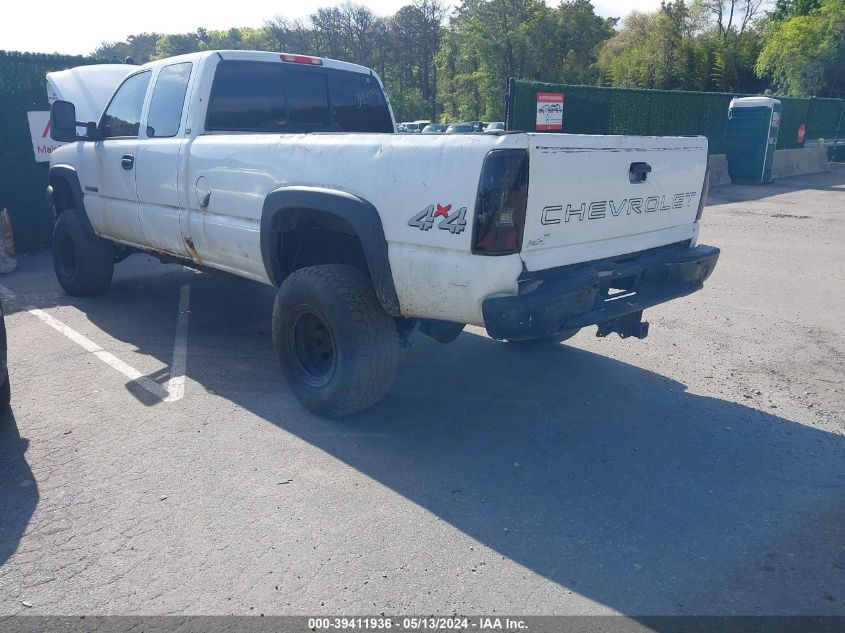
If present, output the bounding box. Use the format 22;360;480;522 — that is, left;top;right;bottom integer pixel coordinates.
205;60;393;134
328;71;393;133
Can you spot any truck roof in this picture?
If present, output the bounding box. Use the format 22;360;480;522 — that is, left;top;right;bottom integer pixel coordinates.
134;50;376;77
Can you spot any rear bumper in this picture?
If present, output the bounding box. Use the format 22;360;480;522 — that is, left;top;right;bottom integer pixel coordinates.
482;243;720;341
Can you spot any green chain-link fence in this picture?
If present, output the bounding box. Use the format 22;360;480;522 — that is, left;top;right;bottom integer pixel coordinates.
806;97;845;142
507;79;844;156
0;51;109;252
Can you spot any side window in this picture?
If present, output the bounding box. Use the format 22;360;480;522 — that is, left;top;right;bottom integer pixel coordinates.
328;71;393;133
146;63;192;138
206;61;287;132
284;70;329;130
101;71;151;138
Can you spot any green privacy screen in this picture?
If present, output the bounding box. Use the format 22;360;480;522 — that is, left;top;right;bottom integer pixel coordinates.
506;79;844;156
0;51;108;252
806;98;845;142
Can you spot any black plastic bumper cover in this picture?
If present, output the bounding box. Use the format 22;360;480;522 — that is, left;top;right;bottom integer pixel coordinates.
482;243;720;341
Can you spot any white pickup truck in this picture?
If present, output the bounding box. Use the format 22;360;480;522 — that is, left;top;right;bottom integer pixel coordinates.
47;50;719;417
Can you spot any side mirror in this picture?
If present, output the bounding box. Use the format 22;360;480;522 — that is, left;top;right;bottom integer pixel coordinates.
50;100;100;142
85;121;101;141
50;100;80;142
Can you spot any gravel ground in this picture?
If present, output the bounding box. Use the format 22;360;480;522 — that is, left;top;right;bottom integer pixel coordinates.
0;167;843;616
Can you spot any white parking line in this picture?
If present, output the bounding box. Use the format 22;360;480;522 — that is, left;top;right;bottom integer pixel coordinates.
0;283;190;404
32;307;170;400
164;284;190;403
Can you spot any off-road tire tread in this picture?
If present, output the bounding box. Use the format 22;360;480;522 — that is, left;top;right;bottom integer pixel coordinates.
273;264;399;418
53;209;114;296
0;374;9;410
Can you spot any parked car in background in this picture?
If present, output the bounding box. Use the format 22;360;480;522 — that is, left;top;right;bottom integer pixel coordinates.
422;124;446;134
0;297;9;410
485;122;505;132
402;122;423;133
445;123;475;134
396;123;408;133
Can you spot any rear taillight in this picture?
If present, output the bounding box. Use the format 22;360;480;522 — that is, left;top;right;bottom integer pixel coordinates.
280;53;323;65
472;149;529;255
696;166;710;222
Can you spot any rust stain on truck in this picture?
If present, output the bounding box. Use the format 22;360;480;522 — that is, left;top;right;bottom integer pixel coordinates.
184;236;203;265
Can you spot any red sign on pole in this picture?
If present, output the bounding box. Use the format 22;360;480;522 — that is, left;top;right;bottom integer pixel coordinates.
536;92;564;131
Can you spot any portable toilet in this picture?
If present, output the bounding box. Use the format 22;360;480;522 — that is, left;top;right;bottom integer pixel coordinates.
726;96;781;184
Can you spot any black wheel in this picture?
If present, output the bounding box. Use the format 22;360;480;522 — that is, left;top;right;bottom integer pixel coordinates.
0;374;9;410
506;328;581;346
272;264;400;418
0;298;8;410
52;209;114;296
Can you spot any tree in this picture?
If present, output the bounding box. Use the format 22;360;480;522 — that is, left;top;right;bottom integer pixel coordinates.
556;0;618;85
264;17;316;54
435;0;612;121
88;0;820;126
386;0;447;120
597;4;698;90
692;0;765;40
769;0;822;21
688;0;765;91
153;33;203;59
94;33;161;64
756;0;845;97
597;0;765;92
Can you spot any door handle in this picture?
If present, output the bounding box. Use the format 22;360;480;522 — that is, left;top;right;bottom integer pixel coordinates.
121;154;134;170
629;162;651;183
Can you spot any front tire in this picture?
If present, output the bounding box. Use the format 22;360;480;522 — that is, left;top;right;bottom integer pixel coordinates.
0;374;9;410
272;264;399;418
52;209;114;297
0;300;8;410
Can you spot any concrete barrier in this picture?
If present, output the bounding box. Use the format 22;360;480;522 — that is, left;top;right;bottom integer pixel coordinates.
771;144;830;179
714;144;830;186
707;154;731;186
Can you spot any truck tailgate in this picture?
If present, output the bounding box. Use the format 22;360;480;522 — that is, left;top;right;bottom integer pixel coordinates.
520;134;708;272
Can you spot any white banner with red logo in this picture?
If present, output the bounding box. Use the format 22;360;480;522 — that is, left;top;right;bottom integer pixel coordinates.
27;111;64;163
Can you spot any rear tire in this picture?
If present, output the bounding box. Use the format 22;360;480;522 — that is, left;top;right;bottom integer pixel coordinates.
506;328;581;346
0;374;9;410
0;300;7;409
272;264;399;418
52;209;114;296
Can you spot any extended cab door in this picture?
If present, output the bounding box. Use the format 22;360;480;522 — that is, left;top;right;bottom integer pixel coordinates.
135;61;194;257
92;70;151;246
185;58;332;276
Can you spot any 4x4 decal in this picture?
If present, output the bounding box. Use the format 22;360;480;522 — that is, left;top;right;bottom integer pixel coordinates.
408;203;468;234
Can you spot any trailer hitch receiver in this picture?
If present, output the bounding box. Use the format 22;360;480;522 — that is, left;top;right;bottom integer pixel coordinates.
596;311;650;340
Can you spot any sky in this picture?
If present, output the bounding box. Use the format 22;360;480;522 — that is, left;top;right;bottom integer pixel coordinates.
1;0;664;56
